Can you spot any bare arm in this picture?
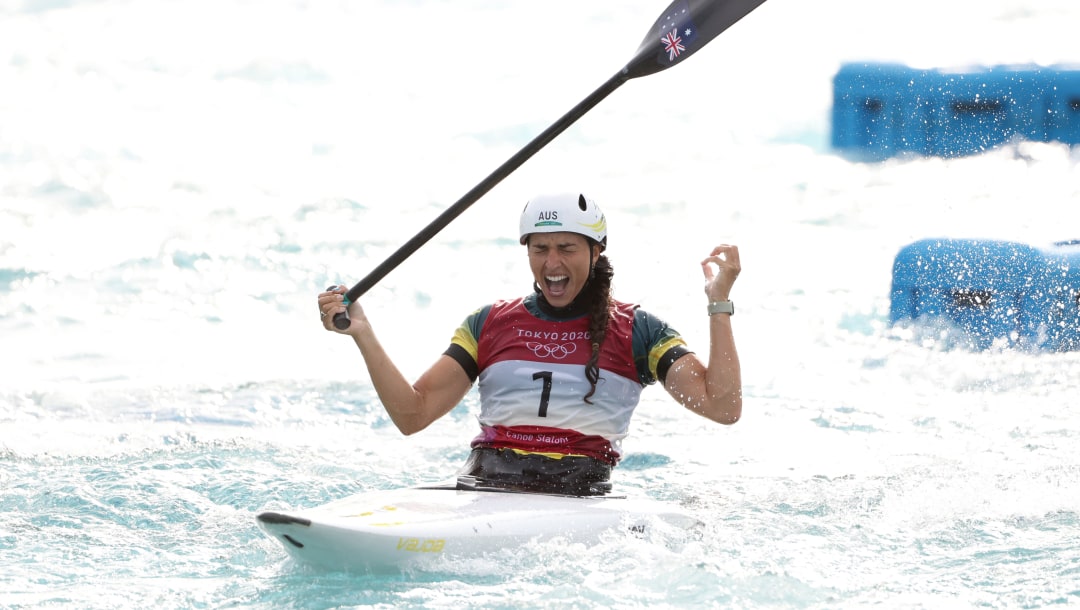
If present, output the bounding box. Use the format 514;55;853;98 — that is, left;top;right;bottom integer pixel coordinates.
319;287;473;435
662;245;743;424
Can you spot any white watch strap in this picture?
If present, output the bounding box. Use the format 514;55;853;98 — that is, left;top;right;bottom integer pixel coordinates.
707;300;734;316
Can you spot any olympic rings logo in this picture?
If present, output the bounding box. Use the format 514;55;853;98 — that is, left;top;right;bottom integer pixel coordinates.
525;341;578;360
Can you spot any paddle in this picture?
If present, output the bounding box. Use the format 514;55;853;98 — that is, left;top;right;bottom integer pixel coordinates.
333;0;767;329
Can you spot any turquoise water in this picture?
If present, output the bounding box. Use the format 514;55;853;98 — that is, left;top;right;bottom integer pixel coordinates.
3;0;1080;608
4;372;1079;608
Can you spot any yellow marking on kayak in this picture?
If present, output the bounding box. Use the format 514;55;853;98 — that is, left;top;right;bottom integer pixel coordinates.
371;521;406;527
396;537;445;553
348;506;397;518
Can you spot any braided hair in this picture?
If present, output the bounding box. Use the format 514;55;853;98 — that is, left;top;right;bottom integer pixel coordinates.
580;252;614;404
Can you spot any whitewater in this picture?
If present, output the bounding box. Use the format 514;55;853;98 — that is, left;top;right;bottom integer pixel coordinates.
2;0;1079;608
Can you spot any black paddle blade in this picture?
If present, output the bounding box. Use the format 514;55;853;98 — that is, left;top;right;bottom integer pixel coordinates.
335;0;767;304
624;0;768;79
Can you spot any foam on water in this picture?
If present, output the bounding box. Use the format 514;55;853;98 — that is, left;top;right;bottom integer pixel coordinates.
3;0;1080;608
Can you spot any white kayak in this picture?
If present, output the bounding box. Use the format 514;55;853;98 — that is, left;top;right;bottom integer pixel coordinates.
256;481;703;572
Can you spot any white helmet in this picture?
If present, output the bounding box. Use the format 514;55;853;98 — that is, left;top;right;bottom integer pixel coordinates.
518;192;607;250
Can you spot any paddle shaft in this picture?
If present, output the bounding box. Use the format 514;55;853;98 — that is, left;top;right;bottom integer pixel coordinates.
340;72;627;312
333;0;768;329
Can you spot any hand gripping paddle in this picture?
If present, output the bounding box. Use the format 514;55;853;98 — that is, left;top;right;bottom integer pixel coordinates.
333;0;768;329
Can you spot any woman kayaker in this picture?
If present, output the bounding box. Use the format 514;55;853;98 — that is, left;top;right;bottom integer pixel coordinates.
318;192;741;495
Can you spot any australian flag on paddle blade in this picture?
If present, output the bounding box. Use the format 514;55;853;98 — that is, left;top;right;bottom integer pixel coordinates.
655;0;699;66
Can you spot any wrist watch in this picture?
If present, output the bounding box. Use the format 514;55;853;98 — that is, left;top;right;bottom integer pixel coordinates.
707;300;734;316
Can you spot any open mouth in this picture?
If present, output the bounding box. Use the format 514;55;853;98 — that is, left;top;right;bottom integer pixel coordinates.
545;275;569;299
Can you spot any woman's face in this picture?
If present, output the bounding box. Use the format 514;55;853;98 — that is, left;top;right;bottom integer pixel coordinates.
526;232;599;308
